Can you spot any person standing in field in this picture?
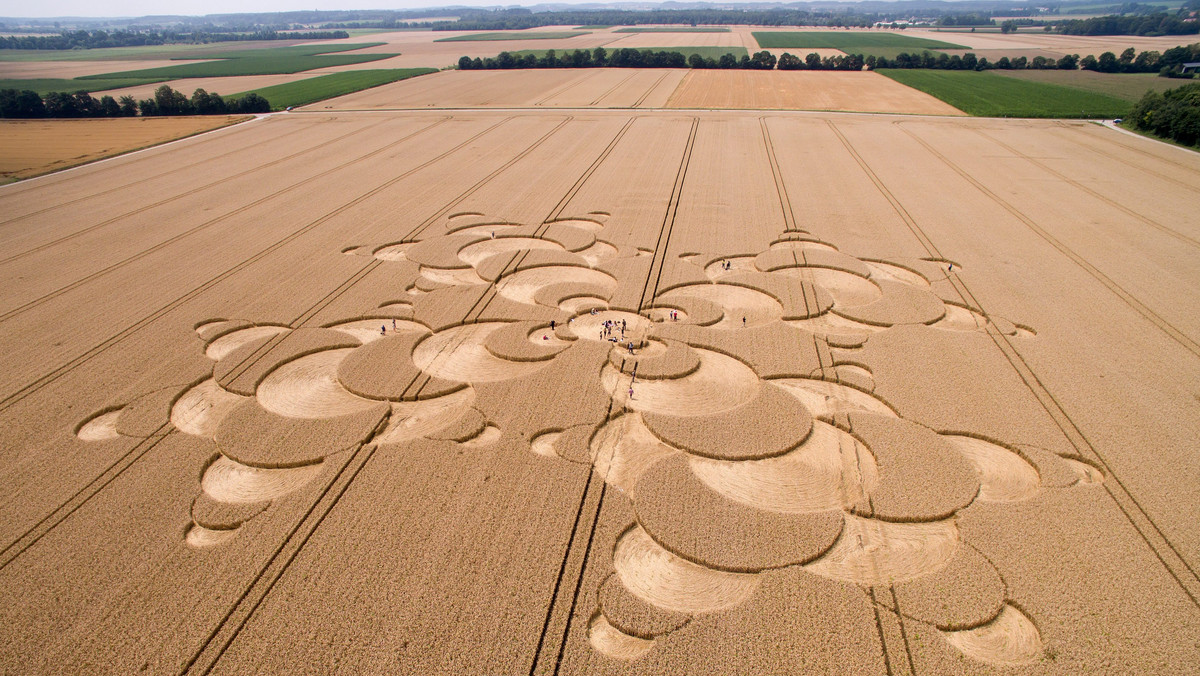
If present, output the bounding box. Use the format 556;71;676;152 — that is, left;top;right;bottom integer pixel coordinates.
742;316;747;328
381;325;386;335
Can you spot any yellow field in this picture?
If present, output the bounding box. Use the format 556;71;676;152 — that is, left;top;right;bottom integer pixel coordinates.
0;49;1198;675
0;116;252;181
665;70;965;114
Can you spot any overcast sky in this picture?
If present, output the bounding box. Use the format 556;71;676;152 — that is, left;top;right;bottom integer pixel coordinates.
6;0;802;20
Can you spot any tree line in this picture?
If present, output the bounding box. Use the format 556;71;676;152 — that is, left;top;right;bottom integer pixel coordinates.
1054;12;1199;36
0;29;349;50
1129;82;1200;146
874;43;1200;75
459;48;780;71
458;43;1200;75
0;85;269;118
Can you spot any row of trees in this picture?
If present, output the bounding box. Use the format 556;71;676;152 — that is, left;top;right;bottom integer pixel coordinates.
0;29;348;50
0;85;269;118
458;43;1199;75
1129;82;1200;146
1055;12;1199;36
873;44;1200;74
458;48;781;71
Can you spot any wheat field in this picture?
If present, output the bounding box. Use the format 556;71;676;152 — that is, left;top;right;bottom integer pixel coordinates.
0;69;1198;675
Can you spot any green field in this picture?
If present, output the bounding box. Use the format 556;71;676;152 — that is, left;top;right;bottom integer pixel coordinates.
753;31;967;51
614;27;731;33
77;44;397;80
993;70;1183;102
0;77;167;94
507;46;748;60
230;68;436;109
878;69;1132;118
574;25;615;30
434;31;589;42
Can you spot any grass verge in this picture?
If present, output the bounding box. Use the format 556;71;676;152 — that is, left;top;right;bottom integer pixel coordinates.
878;69;1132;118
434;31;589;42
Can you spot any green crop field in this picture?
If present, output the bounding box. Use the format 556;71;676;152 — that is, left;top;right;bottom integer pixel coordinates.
992;70;1183;102
614;27;731;33
753;31;967;51
0;77;167;94
574;25;615;30
507;46;748;60
77;44;397;80
230;68;436;109
878;69;1133;118
434;31;589;42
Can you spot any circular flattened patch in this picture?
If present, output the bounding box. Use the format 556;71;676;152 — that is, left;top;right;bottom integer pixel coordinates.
634;455;844;572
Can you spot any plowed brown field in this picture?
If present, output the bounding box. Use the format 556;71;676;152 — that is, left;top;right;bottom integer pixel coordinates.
0;70;1198;676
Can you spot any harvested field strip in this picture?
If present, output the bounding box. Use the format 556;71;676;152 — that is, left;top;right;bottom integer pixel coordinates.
229;68;436;110
752;31;966;51
0;117;397;265
0;116;504;412
0;118;451;323
877;70;1131;118
0;116;299;224
435;32;589;42
615;27;731;33
831;118;1200;605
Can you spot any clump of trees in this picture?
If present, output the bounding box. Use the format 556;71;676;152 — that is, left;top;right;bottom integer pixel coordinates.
458;48;779;70
1130;82;1200;146
0;85;270;119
